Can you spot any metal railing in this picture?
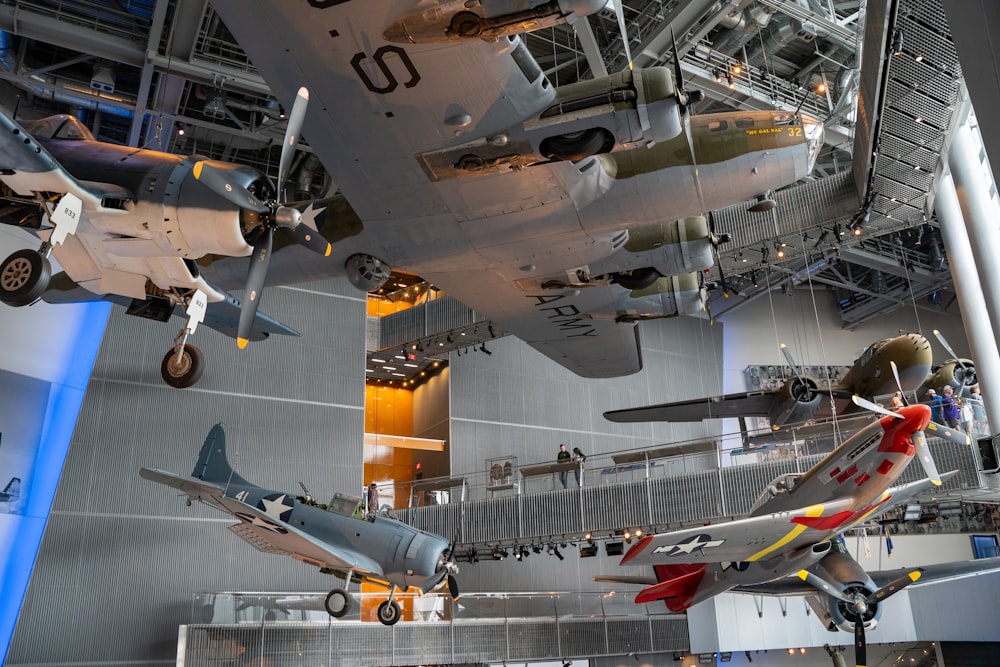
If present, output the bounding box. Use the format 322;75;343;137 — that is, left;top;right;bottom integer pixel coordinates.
181;591;689;667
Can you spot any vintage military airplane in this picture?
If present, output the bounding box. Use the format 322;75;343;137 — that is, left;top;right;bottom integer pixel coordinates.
596;400;979;666
0;86;333;387
0;0;819;386
139;424;459;626
604;333;933;429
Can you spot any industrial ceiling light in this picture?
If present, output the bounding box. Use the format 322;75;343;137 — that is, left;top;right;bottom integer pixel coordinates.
892;28;904;56
713;69;723;84
726;73;735;89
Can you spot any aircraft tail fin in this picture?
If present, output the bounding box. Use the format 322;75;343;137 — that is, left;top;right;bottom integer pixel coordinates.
635;564;708;611
2;477;20;500
192;424;251;487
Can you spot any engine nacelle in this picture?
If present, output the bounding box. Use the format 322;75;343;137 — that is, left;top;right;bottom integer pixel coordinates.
345;254;391;292
526;67;683;161
384;0;606;43
609;272;706;322
768;376;822;427
166;161;266;258
591;217;714;281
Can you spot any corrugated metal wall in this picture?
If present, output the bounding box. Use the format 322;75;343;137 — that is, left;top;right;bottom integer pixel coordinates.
7;279;367;666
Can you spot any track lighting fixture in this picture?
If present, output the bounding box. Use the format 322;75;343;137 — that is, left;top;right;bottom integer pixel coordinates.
892;28;904;56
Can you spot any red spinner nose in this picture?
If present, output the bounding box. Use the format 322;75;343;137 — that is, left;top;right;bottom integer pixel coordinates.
878;403;931;452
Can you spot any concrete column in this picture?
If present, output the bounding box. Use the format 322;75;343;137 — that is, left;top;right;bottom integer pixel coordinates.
935;170;1000;430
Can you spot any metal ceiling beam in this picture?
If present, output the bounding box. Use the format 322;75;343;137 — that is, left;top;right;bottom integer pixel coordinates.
756;0;857;49
0;3;144;66
836;245;942;284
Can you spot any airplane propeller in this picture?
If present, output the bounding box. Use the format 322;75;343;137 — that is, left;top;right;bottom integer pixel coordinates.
850;394;951;485
669;27;704;112
781;343;818;402
933;329;977;391
846;570;922;667
192;86;332;348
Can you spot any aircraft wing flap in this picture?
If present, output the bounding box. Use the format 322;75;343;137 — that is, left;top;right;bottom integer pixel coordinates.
605;391;777;423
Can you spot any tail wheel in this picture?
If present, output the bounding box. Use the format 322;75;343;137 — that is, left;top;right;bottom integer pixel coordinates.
0;248;51;307
541;128;612;162
324;588;352;618
377;599;402;626
161;345;204;389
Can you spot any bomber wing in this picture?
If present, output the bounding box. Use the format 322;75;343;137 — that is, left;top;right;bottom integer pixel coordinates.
605;391;778;422
206;2;650;377
619;475;956;567
139;468;382;575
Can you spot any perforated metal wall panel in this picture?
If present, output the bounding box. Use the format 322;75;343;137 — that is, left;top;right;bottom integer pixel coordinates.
8;278;367;666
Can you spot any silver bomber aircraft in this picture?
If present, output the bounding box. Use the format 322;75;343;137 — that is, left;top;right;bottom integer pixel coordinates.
596;402;990;667
140;424;459;626
0;1;822;386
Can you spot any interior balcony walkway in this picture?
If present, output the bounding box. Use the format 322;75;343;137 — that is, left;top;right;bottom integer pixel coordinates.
180;591;689;667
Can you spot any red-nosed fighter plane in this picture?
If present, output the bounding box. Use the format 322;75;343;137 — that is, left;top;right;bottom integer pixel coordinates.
596;402;986;666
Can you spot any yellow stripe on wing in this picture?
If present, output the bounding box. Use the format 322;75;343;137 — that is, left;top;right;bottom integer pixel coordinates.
746;504;824;562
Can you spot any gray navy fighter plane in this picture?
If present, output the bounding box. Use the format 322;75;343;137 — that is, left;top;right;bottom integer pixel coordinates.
140;424;459;626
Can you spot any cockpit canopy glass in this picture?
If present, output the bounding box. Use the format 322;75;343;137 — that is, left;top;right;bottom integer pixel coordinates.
328;492;364;518
750;472;804;513
27;115;96;141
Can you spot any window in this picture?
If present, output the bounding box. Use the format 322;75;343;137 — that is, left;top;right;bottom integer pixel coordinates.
971;534;999;559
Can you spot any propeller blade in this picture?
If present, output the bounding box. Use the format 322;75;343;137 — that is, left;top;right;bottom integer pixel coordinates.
780;343;805;383
867;570;922;605
911;430;942;486
612;0;633;70
237;228;275;349
670;26;684;98
447;573;459;600
277;87;309;200
854;617;867;667
192;161;269;213
933;329;967;371
287;222;331;256
275;205;331;256
889;361;908;405
796;569;853;603
851;394;904;419
926;420;971;446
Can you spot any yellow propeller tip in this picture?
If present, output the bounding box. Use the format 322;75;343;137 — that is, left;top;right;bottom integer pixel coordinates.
931;480;942;486
796;570;809;581
193;161;204;179
237;338;249;349
909;571;922;582
324;244;332;257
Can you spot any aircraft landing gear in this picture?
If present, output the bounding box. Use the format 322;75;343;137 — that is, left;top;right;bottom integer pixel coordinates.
161;290;207;388
0;247;51;307
377;598;402;626
324;588;352;618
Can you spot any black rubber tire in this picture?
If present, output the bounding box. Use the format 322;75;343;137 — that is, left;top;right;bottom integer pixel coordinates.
377;599;402;626
160;345;204;389
325;589;352;618
0;248;51;307
613;267;660;291
540;128;612;162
